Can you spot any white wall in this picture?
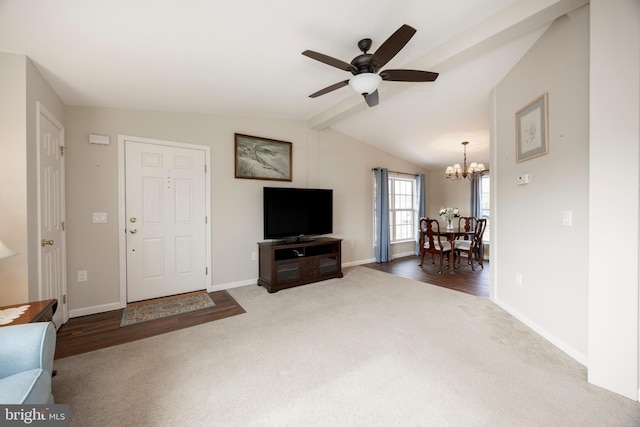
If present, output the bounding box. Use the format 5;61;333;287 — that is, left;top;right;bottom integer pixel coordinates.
493;8;589;362
588;0;640;400
63;108;428;315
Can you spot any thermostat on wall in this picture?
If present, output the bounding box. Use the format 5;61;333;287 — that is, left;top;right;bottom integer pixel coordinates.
89;134;110;145
517;174;530;185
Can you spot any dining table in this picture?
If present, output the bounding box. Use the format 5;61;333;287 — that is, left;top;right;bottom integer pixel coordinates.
438;227;475;272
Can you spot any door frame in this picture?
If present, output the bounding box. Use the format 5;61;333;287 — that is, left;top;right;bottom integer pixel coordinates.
36;102;68;324
117;134;211;308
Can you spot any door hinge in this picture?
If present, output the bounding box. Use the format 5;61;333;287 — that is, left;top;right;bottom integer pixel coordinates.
206;267;208;275
63;294;67;304
60;146;66;156
204;164;207;173
205;216;208;224
61;221;65;231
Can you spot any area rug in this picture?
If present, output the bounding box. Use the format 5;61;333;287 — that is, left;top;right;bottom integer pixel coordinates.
120;292;215;326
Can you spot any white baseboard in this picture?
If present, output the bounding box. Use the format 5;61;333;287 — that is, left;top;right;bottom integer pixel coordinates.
343;253;416;268
394;251;416;259
343;258;376;268
69;258;400;317
210;258;382;293
209;278;256;292
69;301;123;318
210;260;377;293
493;297;588;366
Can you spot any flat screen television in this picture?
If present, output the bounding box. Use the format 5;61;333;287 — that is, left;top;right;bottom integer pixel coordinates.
263;187;333;241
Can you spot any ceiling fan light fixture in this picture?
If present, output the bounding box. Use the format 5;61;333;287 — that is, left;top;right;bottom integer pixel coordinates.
349;73;382;95
303;25;438;106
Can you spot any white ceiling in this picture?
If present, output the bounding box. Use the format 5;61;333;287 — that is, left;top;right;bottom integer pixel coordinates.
0;0;585;170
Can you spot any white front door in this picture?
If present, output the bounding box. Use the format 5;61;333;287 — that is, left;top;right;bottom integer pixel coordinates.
125;140;208;302
37;103;67;327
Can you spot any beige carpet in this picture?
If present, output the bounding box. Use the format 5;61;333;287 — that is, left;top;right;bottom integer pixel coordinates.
52;267;640;426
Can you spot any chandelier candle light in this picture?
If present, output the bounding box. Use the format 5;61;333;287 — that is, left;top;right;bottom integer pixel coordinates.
445;141;485;181
439;207;460;231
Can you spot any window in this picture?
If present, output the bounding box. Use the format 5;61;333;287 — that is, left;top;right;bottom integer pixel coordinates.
388;176;417;243
480;172;490;241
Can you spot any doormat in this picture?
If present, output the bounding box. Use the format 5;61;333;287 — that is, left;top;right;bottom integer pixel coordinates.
121;292;215;327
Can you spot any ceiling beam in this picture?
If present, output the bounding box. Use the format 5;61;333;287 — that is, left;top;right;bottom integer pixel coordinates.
307;0;589;131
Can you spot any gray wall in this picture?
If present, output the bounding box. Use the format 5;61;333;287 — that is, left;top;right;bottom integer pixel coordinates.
26;58;65;300
493;7;589;361
63;107;429;315
0;54;64;304
0;53;28;303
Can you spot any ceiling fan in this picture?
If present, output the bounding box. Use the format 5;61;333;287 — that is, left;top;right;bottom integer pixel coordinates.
302;24;439;107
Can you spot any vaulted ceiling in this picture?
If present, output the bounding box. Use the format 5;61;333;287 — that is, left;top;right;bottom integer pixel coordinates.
0;0;587;170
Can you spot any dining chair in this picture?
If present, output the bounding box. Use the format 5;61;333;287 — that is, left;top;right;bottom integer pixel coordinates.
418;218;451;274
456;216;477;239
454;218;487;271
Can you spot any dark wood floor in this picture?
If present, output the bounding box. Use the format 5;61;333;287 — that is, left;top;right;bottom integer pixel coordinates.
363;254;489;298
55;256;487;359
54;290;244;359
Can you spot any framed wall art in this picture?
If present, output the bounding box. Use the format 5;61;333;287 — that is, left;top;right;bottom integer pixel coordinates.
234;133;292;181
515;93;549;163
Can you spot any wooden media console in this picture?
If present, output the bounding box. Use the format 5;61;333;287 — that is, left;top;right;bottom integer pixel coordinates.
257;237;343;293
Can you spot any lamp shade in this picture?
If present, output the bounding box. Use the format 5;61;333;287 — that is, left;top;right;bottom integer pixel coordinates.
349;73;382;95
0;240;17;260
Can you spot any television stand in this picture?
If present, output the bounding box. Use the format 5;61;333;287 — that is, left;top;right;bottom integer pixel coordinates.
257;237;343;293
283;236;314;243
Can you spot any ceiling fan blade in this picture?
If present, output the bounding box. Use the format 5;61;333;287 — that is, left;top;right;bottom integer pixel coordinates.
302;50;357;73
380;69;439;82
309;79;350;98
364;90;379;107
367;24;416;72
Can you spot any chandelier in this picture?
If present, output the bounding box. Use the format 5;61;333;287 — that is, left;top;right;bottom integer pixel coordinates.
445;141;486;181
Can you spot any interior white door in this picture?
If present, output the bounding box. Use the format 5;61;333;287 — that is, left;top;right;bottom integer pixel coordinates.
125;141;207;302
38;104;67;327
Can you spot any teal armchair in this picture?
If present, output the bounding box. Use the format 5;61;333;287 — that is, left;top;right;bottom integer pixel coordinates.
0;322;56;404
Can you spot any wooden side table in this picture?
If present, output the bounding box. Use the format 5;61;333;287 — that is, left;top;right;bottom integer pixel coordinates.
0;299;57;326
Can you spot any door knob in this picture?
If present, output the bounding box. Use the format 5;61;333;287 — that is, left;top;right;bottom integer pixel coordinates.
130;217;137;223
129;228;137;234
41;239;54;247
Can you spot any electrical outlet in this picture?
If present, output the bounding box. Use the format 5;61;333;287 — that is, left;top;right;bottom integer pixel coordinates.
78;270;87;282
516;273;522;286
251;252;257;261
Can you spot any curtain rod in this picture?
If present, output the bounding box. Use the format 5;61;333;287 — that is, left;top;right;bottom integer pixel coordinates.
372;168;418;177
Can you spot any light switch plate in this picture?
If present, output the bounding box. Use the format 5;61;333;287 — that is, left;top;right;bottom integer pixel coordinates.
93;212;107;223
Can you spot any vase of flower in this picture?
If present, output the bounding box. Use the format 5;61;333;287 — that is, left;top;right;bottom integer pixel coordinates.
439;207;460;231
